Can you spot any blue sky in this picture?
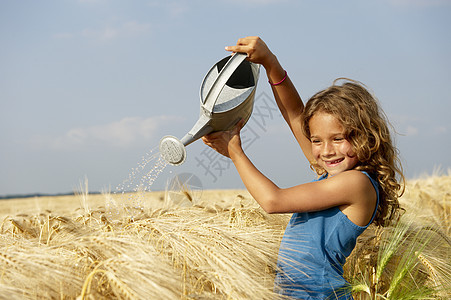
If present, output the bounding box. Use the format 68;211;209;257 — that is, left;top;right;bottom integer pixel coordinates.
1;0;450;195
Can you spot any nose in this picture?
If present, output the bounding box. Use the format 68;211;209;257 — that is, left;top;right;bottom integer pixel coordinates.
321;142;335;157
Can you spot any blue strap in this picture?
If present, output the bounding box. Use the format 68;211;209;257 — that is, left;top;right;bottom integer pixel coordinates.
361;171;380;225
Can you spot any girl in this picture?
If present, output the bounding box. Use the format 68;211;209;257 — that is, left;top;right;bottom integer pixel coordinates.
202;36;404;299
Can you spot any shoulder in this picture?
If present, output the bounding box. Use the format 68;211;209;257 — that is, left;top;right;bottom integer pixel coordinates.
322;170;377;203
330;170;378;226
333;170;372;182
322;170;372;186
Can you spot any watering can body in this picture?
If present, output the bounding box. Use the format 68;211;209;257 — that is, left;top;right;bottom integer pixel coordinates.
160;53;260;166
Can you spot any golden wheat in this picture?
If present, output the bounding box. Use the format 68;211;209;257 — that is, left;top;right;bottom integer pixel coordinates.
346;172;451;299
0;174;450;299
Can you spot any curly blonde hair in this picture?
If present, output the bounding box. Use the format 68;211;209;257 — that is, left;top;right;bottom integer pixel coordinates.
302;78;405;227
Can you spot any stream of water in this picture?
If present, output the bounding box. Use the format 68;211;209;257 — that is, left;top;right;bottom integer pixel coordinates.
109;146;169;219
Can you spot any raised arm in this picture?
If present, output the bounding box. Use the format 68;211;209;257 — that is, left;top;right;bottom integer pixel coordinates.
202;122;376;225
226;36;313;163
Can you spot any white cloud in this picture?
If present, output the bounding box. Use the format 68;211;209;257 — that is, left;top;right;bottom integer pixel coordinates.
29;116;183;150
166;2;189;17
77;0;107;4
53;32;74;39
147;1;189;18
82;21;151;41
390;114;421;124
387;0;451;7
389;114;450;137
390;114;420;136
54;21;151;41
226;0;288;4
260;0;288;3
433;125;448;135
82;27;118;40
122;21;152;35
405;125;419;136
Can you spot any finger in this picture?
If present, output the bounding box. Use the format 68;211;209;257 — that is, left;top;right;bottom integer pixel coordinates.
205;132;221;140
237;36;259;45
225;37;256;54
203;141;215;149
228;122;241;136
230;119;245;134
237;118;246;128
202;134;213;141
202;135;216;145
225;45;250;54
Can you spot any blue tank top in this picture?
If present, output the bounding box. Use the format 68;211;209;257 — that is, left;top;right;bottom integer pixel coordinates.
275;171;379;299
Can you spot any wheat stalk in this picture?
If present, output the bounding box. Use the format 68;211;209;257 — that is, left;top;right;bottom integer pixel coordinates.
1;174;449;299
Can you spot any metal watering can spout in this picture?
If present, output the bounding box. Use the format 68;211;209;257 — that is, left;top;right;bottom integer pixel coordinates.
179;114;212;146
159;53;260;166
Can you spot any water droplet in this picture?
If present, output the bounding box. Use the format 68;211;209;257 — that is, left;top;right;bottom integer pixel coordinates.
111;145;169;219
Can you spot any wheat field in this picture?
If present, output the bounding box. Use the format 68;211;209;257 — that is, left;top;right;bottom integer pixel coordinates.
1;173;450;299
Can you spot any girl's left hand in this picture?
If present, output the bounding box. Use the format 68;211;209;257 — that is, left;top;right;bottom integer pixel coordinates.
202;119;245;158
225;36;276;69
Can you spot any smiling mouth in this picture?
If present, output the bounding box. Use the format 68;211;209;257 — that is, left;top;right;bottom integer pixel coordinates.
324;158;344;166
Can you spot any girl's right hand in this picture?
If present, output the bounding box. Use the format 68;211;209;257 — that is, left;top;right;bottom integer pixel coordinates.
225;36;277;69
201;120;245;159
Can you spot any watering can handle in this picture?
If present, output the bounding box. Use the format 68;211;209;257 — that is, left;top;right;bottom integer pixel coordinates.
202;53;247;115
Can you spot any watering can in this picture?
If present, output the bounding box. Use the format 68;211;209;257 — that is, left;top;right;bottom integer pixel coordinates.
159;53;260;166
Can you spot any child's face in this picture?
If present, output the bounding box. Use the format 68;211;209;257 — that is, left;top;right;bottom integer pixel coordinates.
309;112;359;176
